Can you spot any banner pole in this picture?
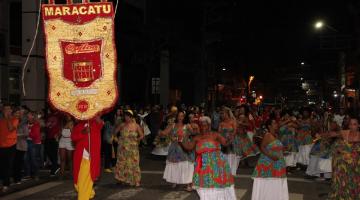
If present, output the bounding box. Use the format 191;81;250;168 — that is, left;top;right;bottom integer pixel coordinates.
88;120;91;160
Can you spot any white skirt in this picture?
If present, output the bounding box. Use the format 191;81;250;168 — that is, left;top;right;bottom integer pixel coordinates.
318;157;332;173
163;161;194;184
284;152;297;167
306;155;321;177
251;178;289;200
323;172;332;179
58;138;74;151
224;153;240;175
296;144;313;165
247;131;254;142
151;145;170;156
196;185;236;200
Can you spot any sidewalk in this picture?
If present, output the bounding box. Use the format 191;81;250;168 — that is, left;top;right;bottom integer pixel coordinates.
0;170;64;197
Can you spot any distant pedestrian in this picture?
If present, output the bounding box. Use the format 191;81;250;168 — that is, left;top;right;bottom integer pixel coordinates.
58;114;74;177
24;111;42;180
45;109;61;176
0;104;19;192
13;107;29;184
103;121;115;173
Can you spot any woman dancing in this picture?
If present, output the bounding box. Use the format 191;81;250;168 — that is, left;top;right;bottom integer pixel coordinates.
114;110;144;187
180;116;236;200
252;118;288;200
161;111;194;191
218;107;238;175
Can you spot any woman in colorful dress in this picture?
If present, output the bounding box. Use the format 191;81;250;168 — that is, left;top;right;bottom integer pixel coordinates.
235;105;259;169
279;111;298;169
114;110;144;187
295;108;314;167
252;118;288;200
218;107;238;175
161;111;194;191
328;116;360;200
180;116;236;200
151;106;177;156
306;119;338;180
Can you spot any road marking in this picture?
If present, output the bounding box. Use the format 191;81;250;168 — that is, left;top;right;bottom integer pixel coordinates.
142;170;163;175
142;170;315;183
161;191;191;200
289;193;304;200
2;182;63;200
235;189;247;199
50;190;76;200
107;188;144;199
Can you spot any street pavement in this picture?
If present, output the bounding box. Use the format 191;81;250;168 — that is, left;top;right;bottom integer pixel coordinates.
1;148;331;200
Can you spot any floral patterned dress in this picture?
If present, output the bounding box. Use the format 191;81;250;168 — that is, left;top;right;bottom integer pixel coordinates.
166;126;191;163
252;139;287;178
193;139;234;188
219;127;234;153
234;127;259;159
296;123;313;146
279;126;298;154
114;130;141;186
328;139;360;200
251;139;288;200
163;125;194;184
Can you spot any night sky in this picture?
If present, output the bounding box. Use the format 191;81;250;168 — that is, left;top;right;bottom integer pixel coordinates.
155;0;355;79
113;0;359;103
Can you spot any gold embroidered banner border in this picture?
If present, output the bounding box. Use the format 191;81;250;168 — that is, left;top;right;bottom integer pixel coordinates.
42;2;118;120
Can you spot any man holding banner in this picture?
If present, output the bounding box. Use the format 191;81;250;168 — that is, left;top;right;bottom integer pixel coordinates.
41;0;118;199
71;116;104;200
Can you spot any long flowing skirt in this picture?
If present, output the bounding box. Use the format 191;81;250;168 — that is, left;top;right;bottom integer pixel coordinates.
284;152;297;167
296;144;313;165
196;185;236;200
224;153;240;176
318;157;332;173
163;161;194;184
306;155;321;176
251;178;289;200
151;144;170;156
114;146;141;186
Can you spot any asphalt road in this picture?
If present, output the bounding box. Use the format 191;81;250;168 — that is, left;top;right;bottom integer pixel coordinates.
1;148;331;200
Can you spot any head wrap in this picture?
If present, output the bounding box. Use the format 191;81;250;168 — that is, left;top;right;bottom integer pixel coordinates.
223;107;236;121
125;110;134;117
199;116;211;125
170;106;178;113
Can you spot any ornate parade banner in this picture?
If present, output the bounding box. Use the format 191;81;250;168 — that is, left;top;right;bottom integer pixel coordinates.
42;1;118;120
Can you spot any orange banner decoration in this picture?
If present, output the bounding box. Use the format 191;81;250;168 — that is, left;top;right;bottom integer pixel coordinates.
42;2;118;120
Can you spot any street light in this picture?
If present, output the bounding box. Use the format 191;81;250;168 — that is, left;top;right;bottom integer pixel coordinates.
314;20;338;32
315;21;324;29
248;76;255;95
301;62;305;66
222;67;226;71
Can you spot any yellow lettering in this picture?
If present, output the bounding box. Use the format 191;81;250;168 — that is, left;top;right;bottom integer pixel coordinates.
94;5;102;13
103;5;111;14
54;7;62;16
79;6;87;15
62;7;70;16
44;7;54;16
72;7;79;15
87;6;96;14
